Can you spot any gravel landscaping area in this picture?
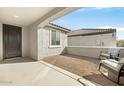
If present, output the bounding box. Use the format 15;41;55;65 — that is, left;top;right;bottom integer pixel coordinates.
43;54;118;86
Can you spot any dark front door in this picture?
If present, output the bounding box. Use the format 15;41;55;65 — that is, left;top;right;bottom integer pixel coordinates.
3;24;22;59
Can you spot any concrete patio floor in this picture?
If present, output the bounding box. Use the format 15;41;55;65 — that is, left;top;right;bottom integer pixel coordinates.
0;57;95;86
43;54;119;86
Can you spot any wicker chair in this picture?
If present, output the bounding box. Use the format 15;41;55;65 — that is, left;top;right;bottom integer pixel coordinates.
98;58;124;84
99;48;120;60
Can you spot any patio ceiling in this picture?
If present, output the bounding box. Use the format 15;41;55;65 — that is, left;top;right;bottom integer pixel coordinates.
0;7;80;27
0;7;54;26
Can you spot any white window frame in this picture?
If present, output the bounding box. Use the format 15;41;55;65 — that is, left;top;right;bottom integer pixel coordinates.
49;29;61;48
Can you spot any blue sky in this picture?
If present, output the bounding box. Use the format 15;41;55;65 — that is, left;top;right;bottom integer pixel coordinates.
53;7;124;40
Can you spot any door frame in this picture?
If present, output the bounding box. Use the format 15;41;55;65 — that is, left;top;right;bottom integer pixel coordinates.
3;24;22;59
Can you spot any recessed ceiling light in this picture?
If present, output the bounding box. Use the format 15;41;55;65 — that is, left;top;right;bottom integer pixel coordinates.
14;15;19;18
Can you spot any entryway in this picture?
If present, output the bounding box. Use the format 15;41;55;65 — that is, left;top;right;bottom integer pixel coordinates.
0;60;83;85
3;24;22;59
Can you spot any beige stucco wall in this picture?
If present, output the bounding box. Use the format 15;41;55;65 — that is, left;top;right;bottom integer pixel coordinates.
67;46;124;58
0;22;29;61
67;46;107;58
22;27;29;57
28;25;38;60
27;8;74;60
68;33;116;47
37;27;67;60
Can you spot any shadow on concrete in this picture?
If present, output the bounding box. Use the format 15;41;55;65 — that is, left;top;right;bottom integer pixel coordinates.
0;57;36;64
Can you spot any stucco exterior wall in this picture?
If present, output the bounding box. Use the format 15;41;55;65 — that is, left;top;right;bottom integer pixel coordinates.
37;27;67;60
28;25;38;60
67;46;107;58
68;33;116;47
22;27;29;57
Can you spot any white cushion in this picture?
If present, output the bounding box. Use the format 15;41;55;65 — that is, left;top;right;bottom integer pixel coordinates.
101;53;110;57
101;59;118;67
100;59;121;71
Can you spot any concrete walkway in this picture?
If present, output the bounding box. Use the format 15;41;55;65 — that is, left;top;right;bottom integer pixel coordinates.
0;58;96;86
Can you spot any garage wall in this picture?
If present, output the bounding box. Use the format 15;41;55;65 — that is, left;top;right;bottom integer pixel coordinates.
68;33;116;47
37;27;67;60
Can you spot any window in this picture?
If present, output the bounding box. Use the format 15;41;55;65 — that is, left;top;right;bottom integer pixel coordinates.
50;30;60;46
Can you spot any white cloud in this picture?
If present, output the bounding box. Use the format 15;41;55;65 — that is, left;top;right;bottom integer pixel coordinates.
97;26;124;32
116;27;124;32
98;26;115;29
76;8;85;12
76;7;111;13
94;7;111;10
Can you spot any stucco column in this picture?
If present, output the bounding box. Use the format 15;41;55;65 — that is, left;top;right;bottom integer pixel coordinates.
0;23;3;61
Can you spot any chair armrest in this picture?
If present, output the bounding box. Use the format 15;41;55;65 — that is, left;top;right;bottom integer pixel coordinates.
100;50;108;54
108;59;118;63
115;57;122;61
99;53;110;60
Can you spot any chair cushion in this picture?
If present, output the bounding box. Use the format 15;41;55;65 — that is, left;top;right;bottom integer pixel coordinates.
100;53;110;57
101;59;118;67
100;59;121;71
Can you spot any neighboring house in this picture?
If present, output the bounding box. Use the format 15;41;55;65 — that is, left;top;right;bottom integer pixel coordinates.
0;7;76;61
68;29;116;47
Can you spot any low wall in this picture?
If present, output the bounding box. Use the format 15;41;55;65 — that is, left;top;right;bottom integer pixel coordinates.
66;46;124;58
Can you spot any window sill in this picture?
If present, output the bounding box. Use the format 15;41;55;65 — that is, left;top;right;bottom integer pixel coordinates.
49;45;61;48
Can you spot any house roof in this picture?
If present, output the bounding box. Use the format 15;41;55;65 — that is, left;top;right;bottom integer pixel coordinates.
46;23;71;33
68;28;116;37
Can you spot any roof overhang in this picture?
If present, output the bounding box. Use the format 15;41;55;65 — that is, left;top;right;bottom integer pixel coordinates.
45;23;71;33
37;7;80;28
68;29;116;37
